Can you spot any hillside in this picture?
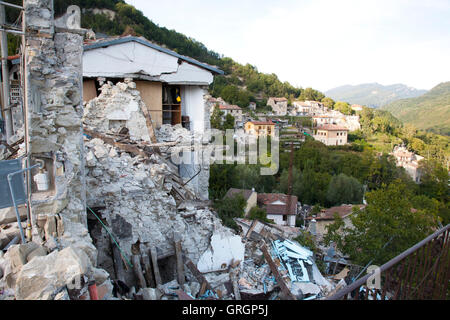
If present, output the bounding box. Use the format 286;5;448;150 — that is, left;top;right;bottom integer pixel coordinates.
325;83;427;108
54;0;324;107
382;82;450;135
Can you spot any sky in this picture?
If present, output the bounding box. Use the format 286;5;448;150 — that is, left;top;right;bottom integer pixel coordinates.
126;0;450;92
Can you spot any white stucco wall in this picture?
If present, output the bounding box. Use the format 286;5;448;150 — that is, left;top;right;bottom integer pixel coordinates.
161;62;213;85
267;214;296;227
181;85;207;133
83;41;179;78
83;41;214;85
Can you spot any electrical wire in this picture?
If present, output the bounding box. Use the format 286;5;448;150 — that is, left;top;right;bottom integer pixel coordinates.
86;206;133;268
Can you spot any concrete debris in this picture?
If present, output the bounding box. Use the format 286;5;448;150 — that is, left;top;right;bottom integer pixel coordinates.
0;206;28;226
0;1;344;301
14;247;93;300
0;222;27;250
231;237;335;300
83;81;152;142
197;231;245;273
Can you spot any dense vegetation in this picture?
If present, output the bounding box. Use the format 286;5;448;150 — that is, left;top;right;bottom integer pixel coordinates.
382;82;450;135
58;0;326;108
324;180;440;265
210;130;449;222
325;83;427;109
4;0;448;266
355;106;450;164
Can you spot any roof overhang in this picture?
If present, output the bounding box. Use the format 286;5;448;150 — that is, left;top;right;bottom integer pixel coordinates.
83;36;224;75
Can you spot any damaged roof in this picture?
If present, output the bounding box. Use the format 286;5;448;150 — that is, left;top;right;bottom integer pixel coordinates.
306;204;365;220
224;188;255;201
258;193;298;216
219;105;242;110
83;36;224;75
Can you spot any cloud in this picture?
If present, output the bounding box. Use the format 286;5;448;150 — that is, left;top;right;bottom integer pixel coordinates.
127;0;450;90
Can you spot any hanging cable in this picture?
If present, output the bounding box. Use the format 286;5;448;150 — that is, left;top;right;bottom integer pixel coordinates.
86;206;133;268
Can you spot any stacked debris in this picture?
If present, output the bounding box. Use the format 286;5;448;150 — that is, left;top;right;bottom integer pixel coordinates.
79;80;246;299
0;136;25;161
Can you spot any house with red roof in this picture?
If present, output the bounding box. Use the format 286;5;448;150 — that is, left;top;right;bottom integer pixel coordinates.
257;193;298;227
305;204;366;240
313;124;349;146
219;104;243;122
244;120;276;137
267;97;288;116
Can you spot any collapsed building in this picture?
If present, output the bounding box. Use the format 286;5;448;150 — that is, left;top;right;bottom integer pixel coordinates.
81;35;224;200
0;1;339;301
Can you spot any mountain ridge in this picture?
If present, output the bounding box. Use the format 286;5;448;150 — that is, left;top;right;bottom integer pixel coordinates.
325;83;427;108
381;81;450;135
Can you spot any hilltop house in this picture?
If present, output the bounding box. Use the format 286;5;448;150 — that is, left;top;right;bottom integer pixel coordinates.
312;115;336;126
306;205;365;240
82;36;224;133
244;120;276;137
313;114;361;132
351;104;364;112
257;193;298;227
267;97;288;116
224;189;298;227
313;124;349;146
292;101;311;116
219;104;243;123
391;145;424;183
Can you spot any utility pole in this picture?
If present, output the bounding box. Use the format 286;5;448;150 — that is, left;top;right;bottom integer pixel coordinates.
0;3;13;140
284;142;294;225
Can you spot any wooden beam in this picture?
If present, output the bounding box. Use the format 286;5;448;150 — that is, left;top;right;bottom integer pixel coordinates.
174;234;185;286
112;244;126;283
141;254;156;288
184;258;213;292
175;289;194;300
83;128;149;158
230;270;241;300
132;255;147;289
150;246;162;286
198;281;208;297
244;219;259;240
140;102;161;154
260;242;297;300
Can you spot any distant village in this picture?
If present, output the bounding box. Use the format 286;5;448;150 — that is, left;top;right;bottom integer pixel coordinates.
0;1;442;302
210;95;426;230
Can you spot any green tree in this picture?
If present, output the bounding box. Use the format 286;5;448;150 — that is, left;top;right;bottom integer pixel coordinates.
213;193;247;231
324;180;437;265
419;160;449;203
210;104;224;130
223;113;235;130
248;206;272;223
326;173;364;206
321;97;335;109
334;101;353;115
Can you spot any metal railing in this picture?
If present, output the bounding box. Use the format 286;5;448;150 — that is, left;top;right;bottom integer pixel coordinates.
327;224;450;300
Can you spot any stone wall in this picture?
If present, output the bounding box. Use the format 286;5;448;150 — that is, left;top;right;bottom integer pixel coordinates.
24;0;95;259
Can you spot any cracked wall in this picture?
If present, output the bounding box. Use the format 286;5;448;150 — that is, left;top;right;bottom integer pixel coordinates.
24;0;95;261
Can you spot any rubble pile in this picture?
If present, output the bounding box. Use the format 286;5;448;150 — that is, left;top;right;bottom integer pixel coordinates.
83;79;151;142
84;135;235;266
80;82;246;297
0;2;112;301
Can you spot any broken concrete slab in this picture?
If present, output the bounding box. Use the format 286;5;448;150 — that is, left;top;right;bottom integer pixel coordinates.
0;206;28;225
197;231;245;273
7;242;40;273
291;282;321;296
26;246;48;263
15;247;93;300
